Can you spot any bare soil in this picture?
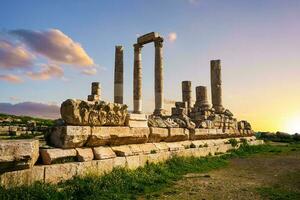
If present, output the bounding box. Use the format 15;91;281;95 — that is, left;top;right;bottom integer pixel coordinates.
142;149;300;200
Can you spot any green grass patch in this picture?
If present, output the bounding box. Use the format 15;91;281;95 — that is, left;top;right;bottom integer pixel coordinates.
1;143;300;200
257;187;300;200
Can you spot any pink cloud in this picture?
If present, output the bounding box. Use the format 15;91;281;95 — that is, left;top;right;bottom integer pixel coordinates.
81;68;97;75
0;74;23;83
167;32;177;43
27;63;64;80
0;40;34;69
11;29;94;67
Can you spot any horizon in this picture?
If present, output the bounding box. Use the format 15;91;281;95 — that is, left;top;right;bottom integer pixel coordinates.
0;0;300;133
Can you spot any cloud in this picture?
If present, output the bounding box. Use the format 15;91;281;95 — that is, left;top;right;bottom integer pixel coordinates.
167;32;177;43
26;63;63;80
81;68;97;76
9;96;20;101
0;74;23;83
0;101;60;119
11;29;94;67
0;40;34;69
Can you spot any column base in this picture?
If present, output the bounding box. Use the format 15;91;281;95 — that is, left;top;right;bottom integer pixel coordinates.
126;113;148;127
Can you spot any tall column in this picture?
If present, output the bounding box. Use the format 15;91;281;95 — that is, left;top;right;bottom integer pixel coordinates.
154;37;164;115
88;82;100;101
133;43;143;113
182;81;192;113
114;45;124;104
210;60;223;113
195;86;209;108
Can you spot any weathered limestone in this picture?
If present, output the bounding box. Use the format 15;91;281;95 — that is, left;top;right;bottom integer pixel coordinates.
210;60;224;113
114;45;124;104
85;127;111;147
165;128;189;142
153;142;169;152
88;82;101;101
49;125;91;148
60;99;128;126
182;81;192;113
153;37;165;116
93;146;116;160
148;127;168;142
40;148;77;165
0;139;39;172
110;127;149;146
139;143;158;154
76;148;94;162
126;113;148;127
195;86;210;108
112;145;133;156
44;163;78;184
133;43;143;113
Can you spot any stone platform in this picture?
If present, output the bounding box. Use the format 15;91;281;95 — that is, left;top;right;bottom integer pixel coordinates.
49;126;251;148
0;136;263;187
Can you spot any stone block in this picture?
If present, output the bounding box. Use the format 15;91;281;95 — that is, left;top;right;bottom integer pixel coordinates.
126;113;148;127
96;158;114;174
191;140;207;148
76;148;94;162
166;142;185;151
85;127;111;147
153;142;169;152
165;128;189;142
93;146;116;160
126;155;140;170
110;127;149;145
112;145;133;157
179;141;192;149
208;129;217;135
76;161;98;177
49;126;90;148
114;157;126;168
44;163;78;184
139;143;158;154
189;129;209;140
128;144;143;155
148;127;168;142
0;166;44;188
0;139;39;172
40;148;77;165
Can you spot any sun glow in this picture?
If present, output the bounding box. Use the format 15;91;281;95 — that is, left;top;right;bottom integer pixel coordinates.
284;116;300;134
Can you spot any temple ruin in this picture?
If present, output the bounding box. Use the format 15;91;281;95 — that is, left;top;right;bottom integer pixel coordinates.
0;32;262;187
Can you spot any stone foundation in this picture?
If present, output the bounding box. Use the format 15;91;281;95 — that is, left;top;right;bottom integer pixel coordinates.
0;136;263;188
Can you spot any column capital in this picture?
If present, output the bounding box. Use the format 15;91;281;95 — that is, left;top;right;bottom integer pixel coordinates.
133;43;143;51
154;37;163;48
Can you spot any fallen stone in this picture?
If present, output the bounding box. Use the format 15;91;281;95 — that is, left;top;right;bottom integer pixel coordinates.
49;126;90;148
93;146;116;160
76;148;94;162
40;148;77;165
0;139;39;172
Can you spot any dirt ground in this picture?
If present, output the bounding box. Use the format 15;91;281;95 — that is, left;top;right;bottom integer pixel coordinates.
142;148;300;200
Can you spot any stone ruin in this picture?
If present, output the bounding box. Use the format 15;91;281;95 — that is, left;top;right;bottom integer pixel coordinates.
0;32;261;187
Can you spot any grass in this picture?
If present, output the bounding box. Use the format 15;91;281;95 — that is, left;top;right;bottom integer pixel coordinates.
1;143;300;200
257;187;300;200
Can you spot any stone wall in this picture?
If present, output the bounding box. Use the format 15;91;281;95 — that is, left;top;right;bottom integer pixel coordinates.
0;136;263;187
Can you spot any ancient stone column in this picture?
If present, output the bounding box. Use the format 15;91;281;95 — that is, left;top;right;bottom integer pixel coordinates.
133;43;143;113
88;82;100;101
114;45;124;104
195;86;209;108
210;60;223;113
153;37;164;115
182;81;192;112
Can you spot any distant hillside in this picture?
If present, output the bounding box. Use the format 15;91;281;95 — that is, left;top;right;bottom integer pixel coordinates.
0;113;54;127
0;102;60;119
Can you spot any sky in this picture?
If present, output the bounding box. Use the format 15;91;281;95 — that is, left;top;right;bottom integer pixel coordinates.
0;0;300;133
